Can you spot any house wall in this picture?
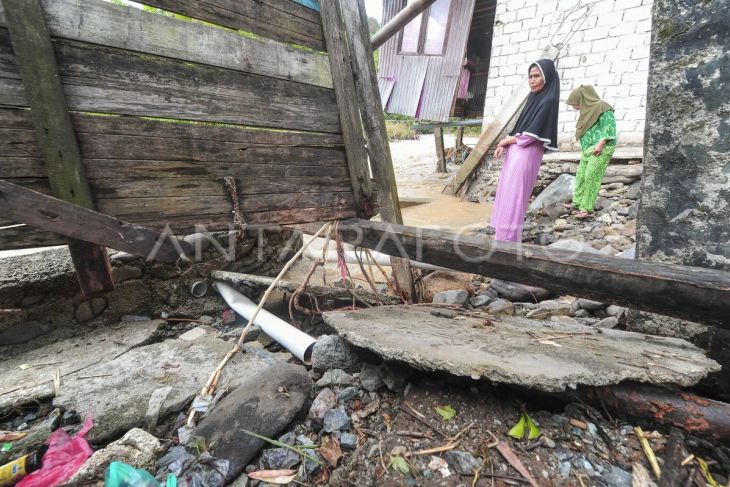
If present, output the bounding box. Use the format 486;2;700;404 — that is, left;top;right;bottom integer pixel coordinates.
483;0;653;150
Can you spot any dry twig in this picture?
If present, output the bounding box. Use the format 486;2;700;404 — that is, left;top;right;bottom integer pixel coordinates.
634;426;662;480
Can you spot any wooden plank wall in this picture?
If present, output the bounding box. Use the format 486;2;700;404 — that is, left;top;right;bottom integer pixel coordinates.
0;0;355;250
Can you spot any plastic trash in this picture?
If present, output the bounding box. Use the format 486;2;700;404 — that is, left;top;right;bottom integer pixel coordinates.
105;462;160;487
17;414;94;487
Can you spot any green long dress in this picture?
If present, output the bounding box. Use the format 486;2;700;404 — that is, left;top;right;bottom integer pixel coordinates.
572;110;617;212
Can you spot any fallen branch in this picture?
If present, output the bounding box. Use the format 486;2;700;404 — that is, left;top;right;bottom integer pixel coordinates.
634;426;661;480
186;222;332;426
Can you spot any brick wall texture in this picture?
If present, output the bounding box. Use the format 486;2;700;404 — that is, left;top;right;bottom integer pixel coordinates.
483;0;653;150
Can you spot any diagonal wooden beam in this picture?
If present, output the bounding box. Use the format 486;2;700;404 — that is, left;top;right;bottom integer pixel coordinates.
2;0;113;294
335;219;730;327
0;180;191;264
371;0;438;50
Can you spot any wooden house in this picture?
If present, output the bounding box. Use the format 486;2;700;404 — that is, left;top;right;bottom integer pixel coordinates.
377;0;496;121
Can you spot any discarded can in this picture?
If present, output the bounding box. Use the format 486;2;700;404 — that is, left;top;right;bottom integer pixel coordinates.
0;447;45;486
190;280;208;298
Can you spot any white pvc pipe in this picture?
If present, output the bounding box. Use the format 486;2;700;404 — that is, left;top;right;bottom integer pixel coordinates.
213;281;316;364
304;248;445;272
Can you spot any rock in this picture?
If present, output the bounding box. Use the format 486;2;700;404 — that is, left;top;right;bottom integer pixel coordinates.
359;363;385;392
542;436;556;448
322;408;350;433
469;294;495;308
297;434;315;446
91;296;107;316
379;362;409;392
228;473;249;487
553;219;574;231
601;465;632;487
111;265;142;283
311;335;362;373
278;432;296;445
573;309;590;318
526;300;571;319
193;363;310;481
594;317;619;329
315;369;353;388
262;448;300;469
529;174;576;210
421;270;475;303
68;428;160;484
549;239;600;254
336;387;359;403
444;450;482;475
560;461;572;477
309;388;337;419
432;290;469;307
490;280;553;303
551;316;578;324
594;196;612;210
621;220;637;237
74;300;96;322
486;298;513;315
543;200;571;219
618;244;636;259
626;182;641;200
305;452;324;475
606;305;627;318
600;213;613;225
340;432;358;450
628;202;639;219
576;299;605;311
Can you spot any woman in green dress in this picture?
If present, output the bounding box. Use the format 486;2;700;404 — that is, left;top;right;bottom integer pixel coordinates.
565;85;617;219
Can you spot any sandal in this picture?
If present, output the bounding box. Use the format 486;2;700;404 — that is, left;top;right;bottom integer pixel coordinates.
562;203;575;210
575;211;591;219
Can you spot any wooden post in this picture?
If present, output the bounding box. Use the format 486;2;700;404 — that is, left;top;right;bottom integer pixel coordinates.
3;0;113;295
339;0;416;303
0;180;191;264
434;127;447;173
320;0;375;218
455;126;464;148
371;0;437;50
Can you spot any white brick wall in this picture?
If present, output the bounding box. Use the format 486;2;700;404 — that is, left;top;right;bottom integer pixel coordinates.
482;0;653;150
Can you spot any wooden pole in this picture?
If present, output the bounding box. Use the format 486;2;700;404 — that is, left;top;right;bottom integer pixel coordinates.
455;126;464;148
2;0;113;295
340;0;416;302
371;0;438;50
334;219;730;326
0;180;191;264
320;0;375;218
434;127;447;173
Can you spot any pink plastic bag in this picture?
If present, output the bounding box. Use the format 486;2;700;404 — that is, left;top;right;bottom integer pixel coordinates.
17;414;94;487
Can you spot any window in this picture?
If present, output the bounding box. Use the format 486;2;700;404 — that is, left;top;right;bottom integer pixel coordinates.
399;0;452;55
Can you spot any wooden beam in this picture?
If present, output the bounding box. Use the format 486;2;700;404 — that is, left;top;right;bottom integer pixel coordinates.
2;0;113;295
339;0;416;302
371;0;438;50
451;86;528;195
0;180;190;264
434;127;447;173
455;126;464;148
335;219;730;327
320;0;375;218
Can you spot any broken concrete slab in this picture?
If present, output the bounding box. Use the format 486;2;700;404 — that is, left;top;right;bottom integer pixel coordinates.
322;306;719;392
0;320;161;414
53;328;290;442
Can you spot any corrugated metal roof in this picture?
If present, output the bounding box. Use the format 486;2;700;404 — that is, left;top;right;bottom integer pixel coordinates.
378;0;476;121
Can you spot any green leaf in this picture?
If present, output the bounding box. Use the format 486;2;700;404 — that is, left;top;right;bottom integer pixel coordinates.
389;455;410;475
435;405;457;422
525;414;541;440
508;414;527;439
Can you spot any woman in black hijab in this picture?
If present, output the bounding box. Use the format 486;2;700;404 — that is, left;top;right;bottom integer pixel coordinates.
490;59;560;242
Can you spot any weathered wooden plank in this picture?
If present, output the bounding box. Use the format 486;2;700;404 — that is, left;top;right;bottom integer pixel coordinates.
2;0;113;294
2;158;350;180
0;34;341;133
0;180;190;263
93;192;354;220
0;108;344;147
336;219;730;327
320;0;374;218
0;0;333;88
9;177;354;198
142;0;325;51
340;0;415;303
0;206;357;250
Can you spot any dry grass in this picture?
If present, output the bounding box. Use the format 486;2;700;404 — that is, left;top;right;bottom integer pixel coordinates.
386;121;419;141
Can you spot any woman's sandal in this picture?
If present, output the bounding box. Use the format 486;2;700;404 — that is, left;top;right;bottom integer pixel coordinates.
562;203;575;210
574;211;591;219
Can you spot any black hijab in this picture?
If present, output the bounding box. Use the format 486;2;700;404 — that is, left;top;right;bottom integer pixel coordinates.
509;59;560;151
